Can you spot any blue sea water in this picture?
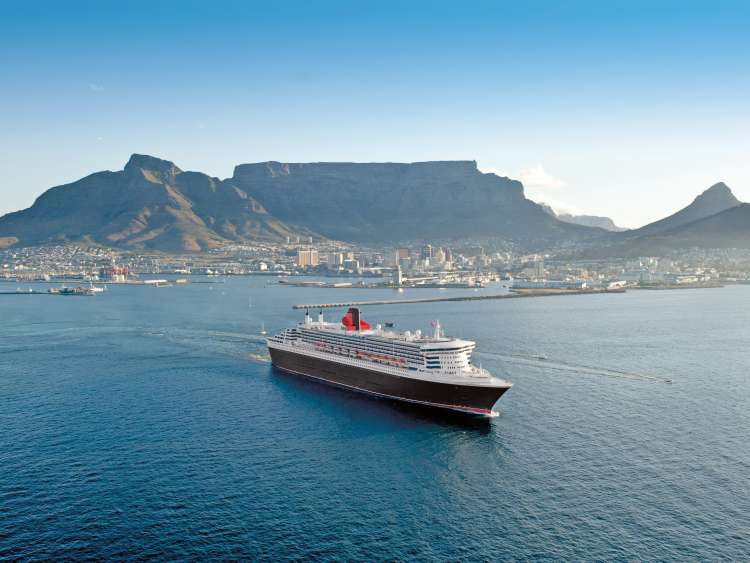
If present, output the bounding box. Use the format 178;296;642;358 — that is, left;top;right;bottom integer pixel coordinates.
1;278;748;561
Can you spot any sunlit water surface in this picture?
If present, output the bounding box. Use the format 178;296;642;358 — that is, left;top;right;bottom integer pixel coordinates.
1;278;748;560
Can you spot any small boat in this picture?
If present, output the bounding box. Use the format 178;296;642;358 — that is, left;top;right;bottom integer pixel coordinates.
260;322;267;336
59;286;95;296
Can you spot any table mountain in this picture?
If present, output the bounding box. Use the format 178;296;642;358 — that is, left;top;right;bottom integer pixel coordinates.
0;155;603;252
229;160;599;244
0;155;309;252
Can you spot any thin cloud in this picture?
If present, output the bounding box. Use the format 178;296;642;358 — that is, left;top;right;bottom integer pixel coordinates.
519;164;566;190
517;164;581;215
88;83;105;92
483;163;583;216
535;198;582;217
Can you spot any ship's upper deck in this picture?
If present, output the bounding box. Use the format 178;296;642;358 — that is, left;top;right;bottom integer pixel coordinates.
296;313;474;351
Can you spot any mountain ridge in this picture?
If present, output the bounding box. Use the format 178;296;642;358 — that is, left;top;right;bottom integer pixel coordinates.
0;155;603;251
0;155;311;252
626;182;740;237
4;155;741;255
537;202;626;232
581;182;747;257
228;159;599;243
606;203;750;256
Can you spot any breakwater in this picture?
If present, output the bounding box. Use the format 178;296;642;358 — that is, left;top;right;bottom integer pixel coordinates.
292;287;625;309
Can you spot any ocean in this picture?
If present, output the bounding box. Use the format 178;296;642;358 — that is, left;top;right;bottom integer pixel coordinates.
1;278;748;560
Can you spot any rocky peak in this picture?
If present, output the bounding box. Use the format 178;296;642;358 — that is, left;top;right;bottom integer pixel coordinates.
693;182;739;208
124;154;182;182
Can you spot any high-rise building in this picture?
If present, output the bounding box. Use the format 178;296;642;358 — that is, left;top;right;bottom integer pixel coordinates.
343;258;360;272
433;247;446;265
534;259;545;278
327;252;344;268
392;265;403;286
421;244;432;260
296;249;319;267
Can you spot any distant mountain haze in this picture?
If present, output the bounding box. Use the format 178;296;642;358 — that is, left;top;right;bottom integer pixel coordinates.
557;214;627;232
0;155;600;252
537;202;626;232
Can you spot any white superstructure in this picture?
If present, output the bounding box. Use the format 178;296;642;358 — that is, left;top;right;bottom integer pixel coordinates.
267;310;509;387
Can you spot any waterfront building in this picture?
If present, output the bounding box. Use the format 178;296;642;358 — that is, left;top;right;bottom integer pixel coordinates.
327;252;344;268
297;249;319;267
343;258;360;272
392;265;404;286
99;265;129;282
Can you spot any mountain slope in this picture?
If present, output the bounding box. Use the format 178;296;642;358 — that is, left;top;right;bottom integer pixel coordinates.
0;155;309;252
605;204;750;256
229;161;600;244
629;182;740;237
538;202;626;232
557;213;627;232
580;183;747;257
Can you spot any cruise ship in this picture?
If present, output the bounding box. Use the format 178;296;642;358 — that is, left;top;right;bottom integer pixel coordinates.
267;308;512;416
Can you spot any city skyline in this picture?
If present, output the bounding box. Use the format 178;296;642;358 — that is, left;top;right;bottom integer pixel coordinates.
1;0;749;227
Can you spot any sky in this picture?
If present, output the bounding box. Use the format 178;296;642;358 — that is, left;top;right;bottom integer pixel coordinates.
1;0;748;228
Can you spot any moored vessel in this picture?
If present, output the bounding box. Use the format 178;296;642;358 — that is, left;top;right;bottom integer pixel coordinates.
50;286;96;296
267;308;511;416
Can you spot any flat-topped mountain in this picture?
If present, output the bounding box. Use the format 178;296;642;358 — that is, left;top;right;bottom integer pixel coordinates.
2;156;744;256
229;160;597;243
0;155;307;252
0;156;601;251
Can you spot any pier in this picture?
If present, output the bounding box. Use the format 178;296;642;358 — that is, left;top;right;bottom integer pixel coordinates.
0;290;53;295
292;287;626;309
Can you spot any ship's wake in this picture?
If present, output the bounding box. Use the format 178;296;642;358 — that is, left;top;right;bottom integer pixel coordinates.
141;327;271;363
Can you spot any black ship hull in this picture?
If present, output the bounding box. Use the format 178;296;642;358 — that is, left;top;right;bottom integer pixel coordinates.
269;347;509;415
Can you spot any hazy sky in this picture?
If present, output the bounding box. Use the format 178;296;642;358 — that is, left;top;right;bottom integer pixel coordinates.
1;1;748;227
